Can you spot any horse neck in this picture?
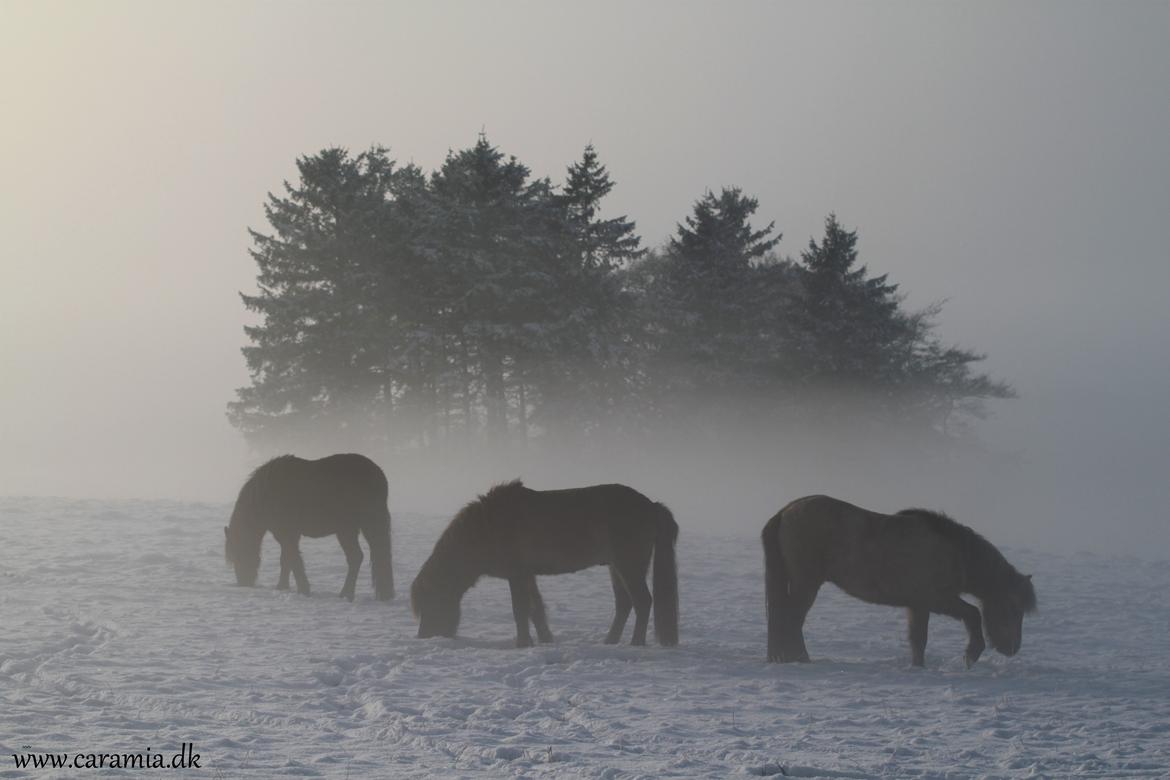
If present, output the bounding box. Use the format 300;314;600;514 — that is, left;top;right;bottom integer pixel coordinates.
961;535;1013;601
229;506;266;554
422;542;482;597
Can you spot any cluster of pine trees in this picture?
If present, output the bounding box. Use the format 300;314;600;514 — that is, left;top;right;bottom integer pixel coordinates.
229;137;1011;455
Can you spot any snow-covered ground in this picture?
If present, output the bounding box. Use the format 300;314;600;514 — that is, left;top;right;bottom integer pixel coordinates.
1;496;1168;778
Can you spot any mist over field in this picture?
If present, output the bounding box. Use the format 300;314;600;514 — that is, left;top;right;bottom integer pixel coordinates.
2;0;1167;561
245;416;1085;558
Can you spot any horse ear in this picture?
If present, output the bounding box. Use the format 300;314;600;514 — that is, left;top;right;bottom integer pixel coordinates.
1025;574;1032;581
224;526;230;539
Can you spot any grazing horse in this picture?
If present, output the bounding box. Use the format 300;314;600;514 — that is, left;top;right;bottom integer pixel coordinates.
224;454;394;601
762;495;1035;667
411;480;679;647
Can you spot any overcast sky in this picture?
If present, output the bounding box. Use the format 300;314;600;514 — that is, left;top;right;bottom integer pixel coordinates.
2;1;1167;554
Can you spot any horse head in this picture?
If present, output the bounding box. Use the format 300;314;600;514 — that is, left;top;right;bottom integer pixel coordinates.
982;572;1035;656
411;574;461;638
224;524;260;587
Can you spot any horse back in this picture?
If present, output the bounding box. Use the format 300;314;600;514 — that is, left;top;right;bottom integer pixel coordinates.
237;454;389;537
496;484;659;577
777;495;966;606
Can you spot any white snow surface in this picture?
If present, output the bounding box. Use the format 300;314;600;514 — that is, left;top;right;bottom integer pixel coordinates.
1;496;1168;778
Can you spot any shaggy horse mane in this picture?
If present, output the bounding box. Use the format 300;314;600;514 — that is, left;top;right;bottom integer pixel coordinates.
896;507;972;544
412;480;526;614
248;454;298;480
445;479;524;531
479;479;525;502
897;507;1036;611
231;455;299;514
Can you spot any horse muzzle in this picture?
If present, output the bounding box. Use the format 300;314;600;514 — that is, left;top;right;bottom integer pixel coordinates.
995;635;1021;656
416;625;454;640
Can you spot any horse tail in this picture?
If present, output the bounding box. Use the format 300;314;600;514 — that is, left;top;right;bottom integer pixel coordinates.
762;513;786;662
652;502;679;647
366;505;395;601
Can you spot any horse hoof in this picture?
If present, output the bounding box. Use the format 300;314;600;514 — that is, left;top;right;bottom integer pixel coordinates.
538;635;554;644
515;637;534;648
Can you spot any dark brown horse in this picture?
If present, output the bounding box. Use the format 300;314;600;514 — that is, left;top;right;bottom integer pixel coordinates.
762;495;1035;667
224;454;394;601
411;480;679;647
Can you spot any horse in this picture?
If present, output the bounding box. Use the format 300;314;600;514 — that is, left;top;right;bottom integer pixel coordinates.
224;454;394;601
410;480;679;648
761;495;1035;667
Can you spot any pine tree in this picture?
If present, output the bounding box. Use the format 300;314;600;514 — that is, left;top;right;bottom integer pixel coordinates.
228;147;409;448
539;145;645;437
375;162;440;448
561;145;643;270
424;135;566;445
901;307;1015;434
648;187;784;404
790;214;1013;431
791;213;909;386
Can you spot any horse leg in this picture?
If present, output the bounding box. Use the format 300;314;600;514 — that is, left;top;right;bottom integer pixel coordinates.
277;553;291;591
604;565;633;645
508;576;534;648
933;595;985;667
908;607;930;667
784;585;818;662
613;550;653;646
280;535;310;596
337;529;363;602
527;577;554;644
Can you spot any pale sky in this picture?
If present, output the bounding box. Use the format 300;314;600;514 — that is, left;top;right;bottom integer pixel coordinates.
2;1;1167;554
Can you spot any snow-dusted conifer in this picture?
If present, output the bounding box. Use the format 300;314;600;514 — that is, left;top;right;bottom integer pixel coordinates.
229;147;409;449
646;187;786;408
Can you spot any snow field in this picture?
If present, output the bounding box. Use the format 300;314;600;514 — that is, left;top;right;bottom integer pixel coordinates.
1;496;1168;778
